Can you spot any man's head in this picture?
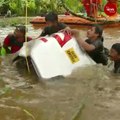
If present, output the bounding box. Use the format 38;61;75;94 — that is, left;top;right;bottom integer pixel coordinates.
109;43;120;61
45;12;58;26
87;24;103;40
14;25;26;38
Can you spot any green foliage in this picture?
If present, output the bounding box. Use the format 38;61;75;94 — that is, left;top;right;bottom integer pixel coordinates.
0;47;6;56
118;2;120;13
0;0;65;16
27;0;36;15
64;0;83;13
0;0;10;7
35;0;65;15
0;0;120;16
102;0;107;5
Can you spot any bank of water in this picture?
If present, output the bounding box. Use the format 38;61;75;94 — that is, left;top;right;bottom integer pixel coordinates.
0;26;120;120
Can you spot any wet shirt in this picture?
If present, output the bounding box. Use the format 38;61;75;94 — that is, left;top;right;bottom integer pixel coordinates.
85;38;108;65
114;61;120;73
4;35;32;53
40;22;67;36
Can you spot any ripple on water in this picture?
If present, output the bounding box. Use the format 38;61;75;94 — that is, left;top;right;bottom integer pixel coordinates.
0;26;120;120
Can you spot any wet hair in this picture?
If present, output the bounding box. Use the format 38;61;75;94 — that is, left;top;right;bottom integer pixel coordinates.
45;12;58;22
93;24;103;41
15;25;27;35
111;43;120;54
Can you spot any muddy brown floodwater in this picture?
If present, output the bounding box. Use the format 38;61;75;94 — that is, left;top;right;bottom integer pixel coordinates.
0;26;120;120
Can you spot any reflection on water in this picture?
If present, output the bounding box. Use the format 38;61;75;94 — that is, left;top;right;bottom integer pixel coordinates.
0;26;120;120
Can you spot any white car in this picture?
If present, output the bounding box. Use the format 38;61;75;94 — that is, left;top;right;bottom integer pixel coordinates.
19;32;95;79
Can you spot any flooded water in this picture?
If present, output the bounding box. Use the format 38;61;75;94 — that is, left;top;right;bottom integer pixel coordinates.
0;26;120;120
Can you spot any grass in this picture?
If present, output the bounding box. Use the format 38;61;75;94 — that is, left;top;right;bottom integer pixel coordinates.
0;17;33;27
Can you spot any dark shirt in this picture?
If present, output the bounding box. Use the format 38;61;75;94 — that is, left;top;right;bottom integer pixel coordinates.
40;22;67;36
114;61;120;73
85;38;108;65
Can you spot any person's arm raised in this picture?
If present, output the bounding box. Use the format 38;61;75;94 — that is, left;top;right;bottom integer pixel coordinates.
77;38;95;52
74;32;96;52
62;27;79;36
62;28;95;52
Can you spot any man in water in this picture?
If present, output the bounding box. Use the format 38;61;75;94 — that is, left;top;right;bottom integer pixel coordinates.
109;43;120;73
39;12;68;37
3;25;32;54
63;24;108;65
